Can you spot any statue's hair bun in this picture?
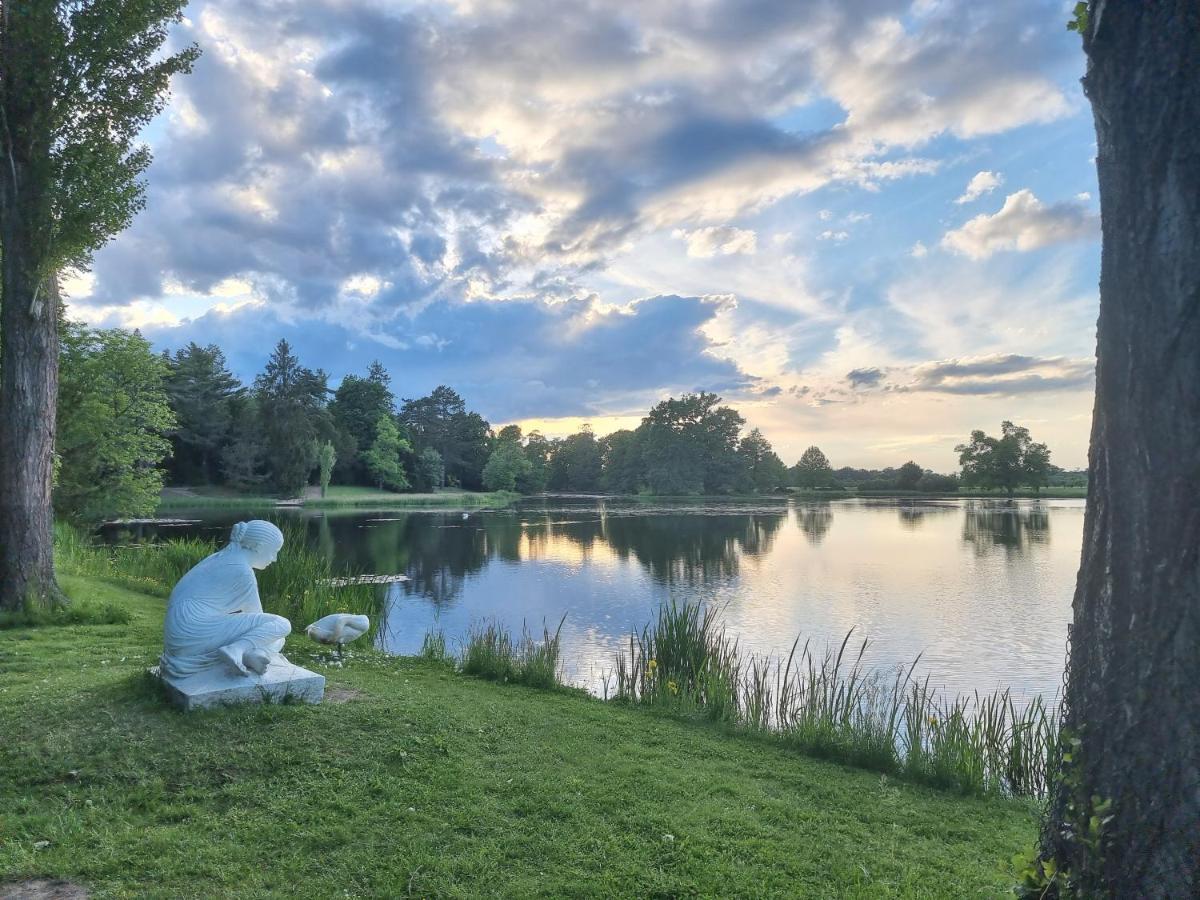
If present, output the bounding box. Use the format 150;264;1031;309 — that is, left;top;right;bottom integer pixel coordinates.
230;520;284;552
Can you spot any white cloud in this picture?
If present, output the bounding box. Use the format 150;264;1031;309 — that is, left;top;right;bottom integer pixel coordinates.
674;225;758;258
955;170;1003;204
941;190;1099;259
819;230;849;242
910;241;928;258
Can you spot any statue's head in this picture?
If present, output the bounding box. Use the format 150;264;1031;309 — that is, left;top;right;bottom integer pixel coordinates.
230;520;285;570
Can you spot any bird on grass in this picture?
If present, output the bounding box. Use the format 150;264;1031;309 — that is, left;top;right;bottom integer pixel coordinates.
305;613;370;660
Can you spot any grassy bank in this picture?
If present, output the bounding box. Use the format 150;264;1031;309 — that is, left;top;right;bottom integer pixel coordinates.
156;485;518;512
0;579;1035;898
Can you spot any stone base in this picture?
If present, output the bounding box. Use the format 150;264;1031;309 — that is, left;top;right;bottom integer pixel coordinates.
152;658;325;711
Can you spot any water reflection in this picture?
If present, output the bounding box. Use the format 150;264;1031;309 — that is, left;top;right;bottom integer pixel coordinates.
961;501;1051;554
796;503;833;544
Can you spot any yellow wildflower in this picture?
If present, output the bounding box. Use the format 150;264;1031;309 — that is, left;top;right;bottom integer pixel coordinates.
667;680;679;696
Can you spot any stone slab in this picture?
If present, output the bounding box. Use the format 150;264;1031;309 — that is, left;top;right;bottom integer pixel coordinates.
151;658;325;711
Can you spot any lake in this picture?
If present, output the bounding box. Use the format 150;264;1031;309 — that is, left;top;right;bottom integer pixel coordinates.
117;497;1082;703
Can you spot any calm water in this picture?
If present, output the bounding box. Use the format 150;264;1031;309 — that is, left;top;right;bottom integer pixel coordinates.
116;497;1082;702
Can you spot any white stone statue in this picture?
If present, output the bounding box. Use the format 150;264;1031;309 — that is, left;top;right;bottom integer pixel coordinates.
160;520;292;678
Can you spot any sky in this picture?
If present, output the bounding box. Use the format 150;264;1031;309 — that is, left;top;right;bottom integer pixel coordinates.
65;0;1102;471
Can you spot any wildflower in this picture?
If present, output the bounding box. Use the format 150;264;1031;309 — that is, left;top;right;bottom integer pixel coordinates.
928;715;938;727
647;659;658;671
667;680;679;696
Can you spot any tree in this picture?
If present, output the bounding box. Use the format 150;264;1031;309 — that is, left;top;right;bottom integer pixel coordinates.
0;2;197;609
896;461;924;491
361;415;411;491
601;428;643;494
220;396;268;492
163;343;242;483
639;393;744;494
1035;4;1200;896
792;446;833;489
737;428;788;493
316;441;336;498
519;430;551;493
253;339;332;496
413;447;444;491
482;441;532;492
329;361;394;483
547;427;604;492
955;421;1049;497
56;323;175;522
400;386;491;489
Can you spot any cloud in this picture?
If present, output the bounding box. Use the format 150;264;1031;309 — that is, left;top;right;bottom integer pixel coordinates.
941;190;1099;259
675;225;758;258
910;241;928;258
819;230;849;242
846;367;885;388
955;170;1003;204
852;354;1094;396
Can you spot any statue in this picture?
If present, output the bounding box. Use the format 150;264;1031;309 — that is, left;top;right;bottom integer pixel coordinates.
160;520;293;678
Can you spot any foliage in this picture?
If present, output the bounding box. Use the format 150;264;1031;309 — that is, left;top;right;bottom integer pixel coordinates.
896;461;924;491
55;322;175;522
361;415;412;491
162;343;242;484
737;428;788;493
219;395;269;492
329;362;394;482
547;426;604;492
1066;1;1089;34
639;393;744;494
600;428;643;493
955;422;1051;497
253;339;333;496
413;447;445;491
482;440;533;492
0;1;199;277
792;446;834;489
316;441;337;497
400;386;491;490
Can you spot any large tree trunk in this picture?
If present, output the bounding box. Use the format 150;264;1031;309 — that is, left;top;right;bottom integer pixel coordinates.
0;242;62;610
1042;3;1200;896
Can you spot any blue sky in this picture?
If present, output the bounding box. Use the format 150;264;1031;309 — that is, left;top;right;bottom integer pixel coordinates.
66;0;1101;470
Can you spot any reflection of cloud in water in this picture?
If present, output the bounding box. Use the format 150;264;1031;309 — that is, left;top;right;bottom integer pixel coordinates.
961;501;1051;555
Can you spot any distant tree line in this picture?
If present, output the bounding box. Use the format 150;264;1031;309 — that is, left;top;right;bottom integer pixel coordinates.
52;323;1072;522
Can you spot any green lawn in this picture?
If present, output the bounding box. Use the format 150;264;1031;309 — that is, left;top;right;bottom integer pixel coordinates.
156;485;517;511
0;579;1036;898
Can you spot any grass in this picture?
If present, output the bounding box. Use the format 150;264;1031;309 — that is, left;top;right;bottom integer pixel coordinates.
156;484;518;512
612;600;1057;799
460;617;567;690
0;578;1036;898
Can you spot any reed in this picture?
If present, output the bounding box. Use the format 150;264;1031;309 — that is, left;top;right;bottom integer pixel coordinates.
612;599;1058;799
460;617;566;689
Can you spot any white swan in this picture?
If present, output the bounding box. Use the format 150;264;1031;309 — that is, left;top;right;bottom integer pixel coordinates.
305;613;370;659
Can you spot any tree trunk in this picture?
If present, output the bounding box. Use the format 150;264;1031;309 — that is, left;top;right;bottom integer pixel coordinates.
0;248;63;611
1041;3;1200;895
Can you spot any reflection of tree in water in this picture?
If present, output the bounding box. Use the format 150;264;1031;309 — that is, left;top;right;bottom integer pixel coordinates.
894;501;957;530
796;503;833;545
961;502;1051;555
601;513;784;583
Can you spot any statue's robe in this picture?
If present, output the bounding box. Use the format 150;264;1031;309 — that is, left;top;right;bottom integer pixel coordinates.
160;546;291;677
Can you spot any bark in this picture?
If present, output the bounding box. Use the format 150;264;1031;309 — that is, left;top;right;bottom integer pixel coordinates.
1042;2;1200;895
0;243;62;610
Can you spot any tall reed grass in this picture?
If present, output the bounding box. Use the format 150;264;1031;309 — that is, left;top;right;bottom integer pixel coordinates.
611;599;1057;798
460;616;566;689
55;523;381;638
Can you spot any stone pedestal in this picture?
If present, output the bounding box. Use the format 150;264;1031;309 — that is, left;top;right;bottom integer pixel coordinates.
152;658;325;711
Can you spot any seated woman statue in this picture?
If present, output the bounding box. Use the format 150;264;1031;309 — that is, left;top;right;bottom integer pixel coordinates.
160;520;292;679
